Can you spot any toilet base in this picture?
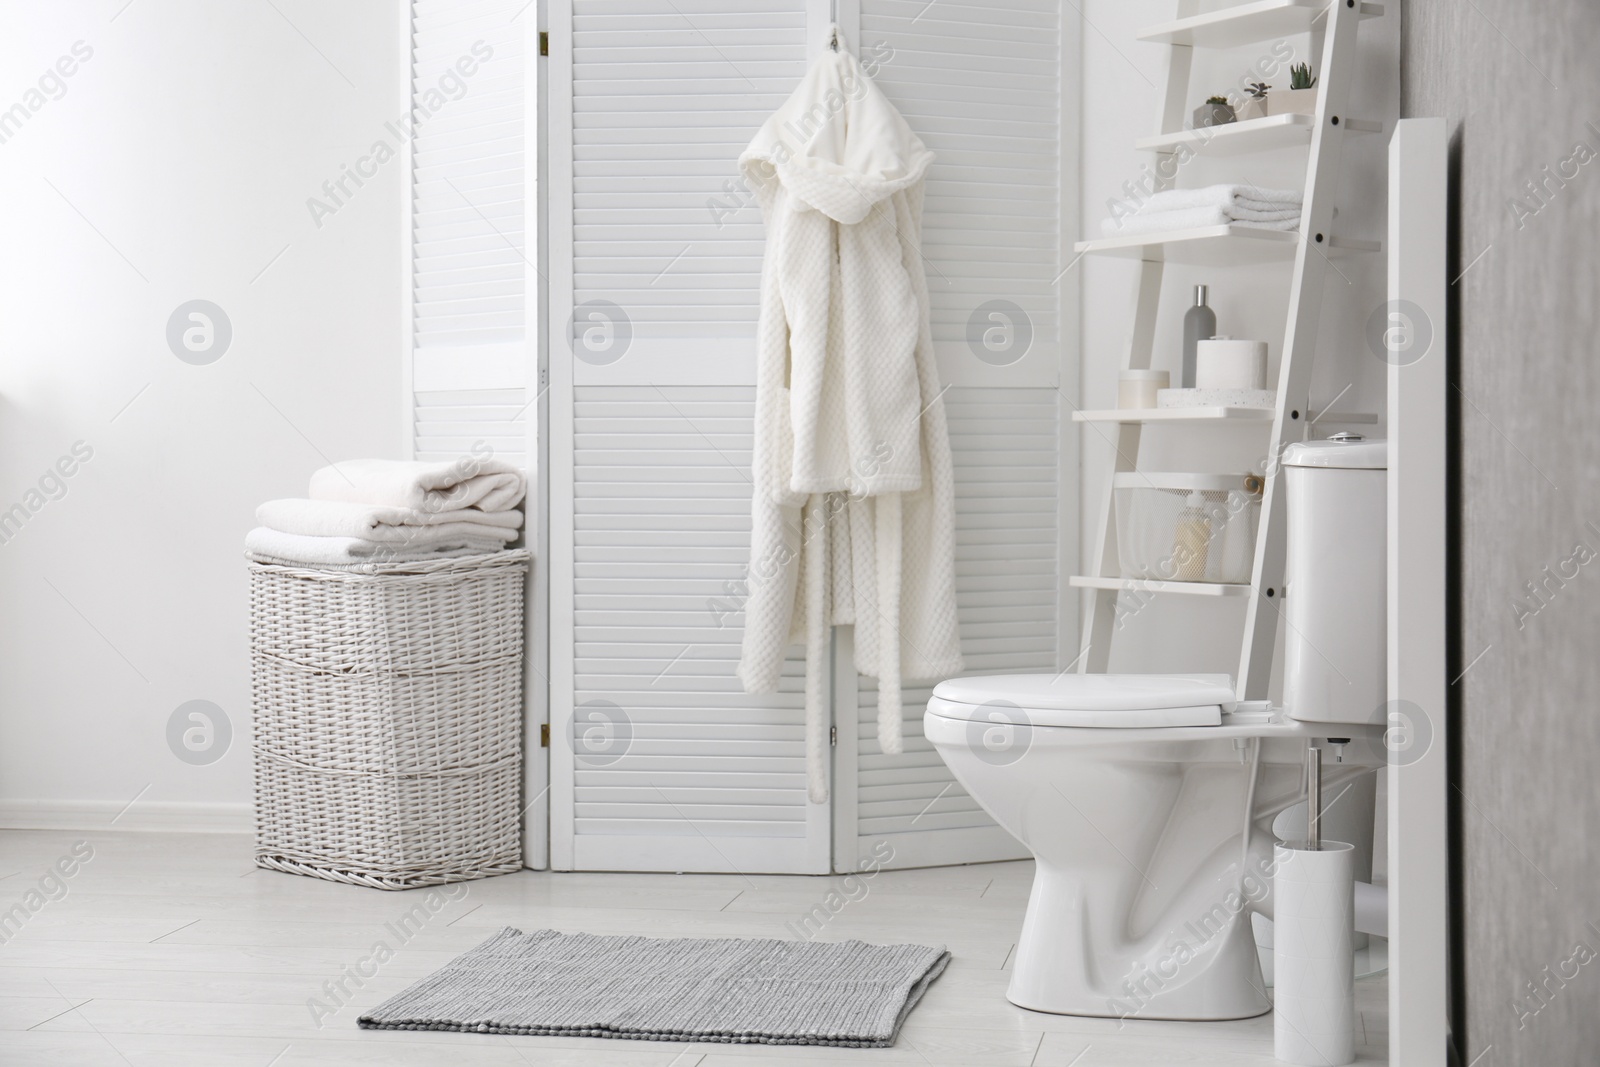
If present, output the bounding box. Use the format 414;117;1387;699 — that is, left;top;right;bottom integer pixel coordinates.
1004;990;1273;1022
1001;865;1274;1021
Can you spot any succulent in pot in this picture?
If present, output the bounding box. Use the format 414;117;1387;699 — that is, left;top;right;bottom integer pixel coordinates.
1270;64;1319;116
1236;81;1270;122
1193;95;1236;129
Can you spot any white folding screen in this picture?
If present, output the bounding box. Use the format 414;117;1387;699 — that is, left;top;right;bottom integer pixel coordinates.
551;1;826;874
548;0;1074;874
407;0;547;864
833;0;1071;870
409;0;537;470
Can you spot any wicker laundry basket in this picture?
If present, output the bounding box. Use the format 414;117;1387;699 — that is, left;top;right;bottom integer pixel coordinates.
248;549;530;890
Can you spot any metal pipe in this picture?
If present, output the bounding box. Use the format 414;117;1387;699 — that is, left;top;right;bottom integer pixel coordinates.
1305;741;1322;850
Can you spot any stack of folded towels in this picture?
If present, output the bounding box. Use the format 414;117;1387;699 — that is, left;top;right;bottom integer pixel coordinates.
1102;183;1302;237
245;458;526;567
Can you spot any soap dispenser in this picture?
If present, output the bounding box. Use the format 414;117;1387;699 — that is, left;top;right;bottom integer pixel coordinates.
1181;285;1216;388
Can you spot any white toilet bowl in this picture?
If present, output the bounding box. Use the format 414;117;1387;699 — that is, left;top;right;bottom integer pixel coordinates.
924;673;1382;1020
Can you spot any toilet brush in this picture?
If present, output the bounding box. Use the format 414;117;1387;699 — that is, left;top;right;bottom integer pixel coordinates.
1273;740;1355;1066
1305;741;1322;849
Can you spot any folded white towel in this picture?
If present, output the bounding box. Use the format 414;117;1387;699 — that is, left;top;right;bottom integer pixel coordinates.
256;498;522;542
1225;204;1302;222
1101;206;1302;237
310;457;526;514
244;526;508;567
1139;183;1303;213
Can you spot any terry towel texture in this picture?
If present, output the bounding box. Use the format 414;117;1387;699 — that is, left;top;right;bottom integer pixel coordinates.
358;927;950;1048
243;527;508;567
255;499;522;542
250;456;528;567
311;457;527;514
1138;183;1302;212
1102;182;1304;236
736;45;964;803
1104;205;1302;236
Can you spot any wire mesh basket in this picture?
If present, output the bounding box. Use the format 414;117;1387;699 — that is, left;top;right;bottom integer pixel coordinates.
1114;473;1263;585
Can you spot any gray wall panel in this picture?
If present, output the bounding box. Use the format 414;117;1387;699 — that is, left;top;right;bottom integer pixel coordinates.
1404;3;1600;1064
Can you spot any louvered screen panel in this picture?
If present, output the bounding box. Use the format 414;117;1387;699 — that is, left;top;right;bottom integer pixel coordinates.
859;0;1061;359
569;0;807;351
553;0;1067;873
569;385;821;872
411;0;527;354
853;387;1056;866
413;388;529;464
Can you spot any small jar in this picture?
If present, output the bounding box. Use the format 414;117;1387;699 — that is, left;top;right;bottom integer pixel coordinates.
1118;369;1169;409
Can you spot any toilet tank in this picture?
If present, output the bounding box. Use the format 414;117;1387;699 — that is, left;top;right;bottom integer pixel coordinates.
1282;435;1388;725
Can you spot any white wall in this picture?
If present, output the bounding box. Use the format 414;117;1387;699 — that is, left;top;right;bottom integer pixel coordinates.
0;0;405;828
1079;1;1397;684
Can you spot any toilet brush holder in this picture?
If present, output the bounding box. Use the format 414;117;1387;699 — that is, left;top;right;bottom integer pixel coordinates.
1273;840;1356;1066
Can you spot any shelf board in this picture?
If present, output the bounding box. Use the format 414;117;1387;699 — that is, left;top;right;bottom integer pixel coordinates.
1140;115;1385;157
1076;225;1380;265
1070;576;1253;598
1073;406;1275;424
1138;0;1384;49
1076;225;1300;265
1139;113;1315;155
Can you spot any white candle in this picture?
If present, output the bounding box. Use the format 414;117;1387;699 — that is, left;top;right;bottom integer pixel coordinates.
1118;369;1169;409
1195;338;1268;390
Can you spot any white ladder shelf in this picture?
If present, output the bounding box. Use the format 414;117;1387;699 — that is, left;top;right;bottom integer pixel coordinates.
1075;0;1383;698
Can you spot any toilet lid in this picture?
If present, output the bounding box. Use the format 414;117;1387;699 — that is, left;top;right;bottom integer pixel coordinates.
928;673;1234;728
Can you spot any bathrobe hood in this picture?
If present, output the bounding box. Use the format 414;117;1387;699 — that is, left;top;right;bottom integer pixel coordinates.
739;49;934;225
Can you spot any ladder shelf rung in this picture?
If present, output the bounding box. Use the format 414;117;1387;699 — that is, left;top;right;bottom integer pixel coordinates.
1073;406;1274;424
1073;408;1379;425
1137;115;1382;158
1137;0;1384;49
1138;114;1315;156
1076;225;1297;265
1075;226;1380;265
1070;576;1253;598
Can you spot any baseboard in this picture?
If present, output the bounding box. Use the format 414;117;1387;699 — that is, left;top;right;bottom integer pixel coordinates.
0;799;254;834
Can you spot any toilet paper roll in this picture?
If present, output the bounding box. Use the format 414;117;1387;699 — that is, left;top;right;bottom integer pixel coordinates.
1195;338;1268;390
1274;841;1355;1067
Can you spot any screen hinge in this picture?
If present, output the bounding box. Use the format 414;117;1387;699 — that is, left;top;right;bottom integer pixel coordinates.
829;725;837;747
539;31;549;56
539;723;550;747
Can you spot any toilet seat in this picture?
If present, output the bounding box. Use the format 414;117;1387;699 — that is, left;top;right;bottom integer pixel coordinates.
928;673;1237;729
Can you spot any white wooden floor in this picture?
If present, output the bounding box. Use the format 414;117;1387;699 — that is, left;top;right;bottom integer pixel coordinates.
0;830;1387;1065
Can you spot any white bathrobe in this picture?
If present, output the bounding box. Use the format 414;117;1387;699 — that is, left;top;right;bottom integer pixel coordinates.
736;47;964;803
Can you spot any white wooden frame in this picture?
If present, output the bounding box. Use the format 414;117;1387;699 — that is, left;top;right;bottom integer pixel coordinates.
523;3;551;871
1386;116;1449;1067
401;2;549;867
547;0;578;870
398;3;417;460
1056;3;1082;676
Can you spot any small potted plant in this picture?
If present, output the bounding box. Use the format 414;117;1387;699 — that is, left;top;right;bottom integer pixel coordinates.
1236;82;1270;121
1193;95;1236;129
1270;63;1318;115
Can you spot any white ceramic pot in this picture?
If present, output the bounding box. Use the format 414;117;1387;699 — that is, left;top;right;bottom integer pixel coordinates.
1270;87;1319;116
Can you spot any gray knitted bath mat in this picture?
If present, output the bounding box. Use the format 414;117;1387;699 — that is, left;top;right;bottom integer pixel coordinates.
358;927;949;1047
